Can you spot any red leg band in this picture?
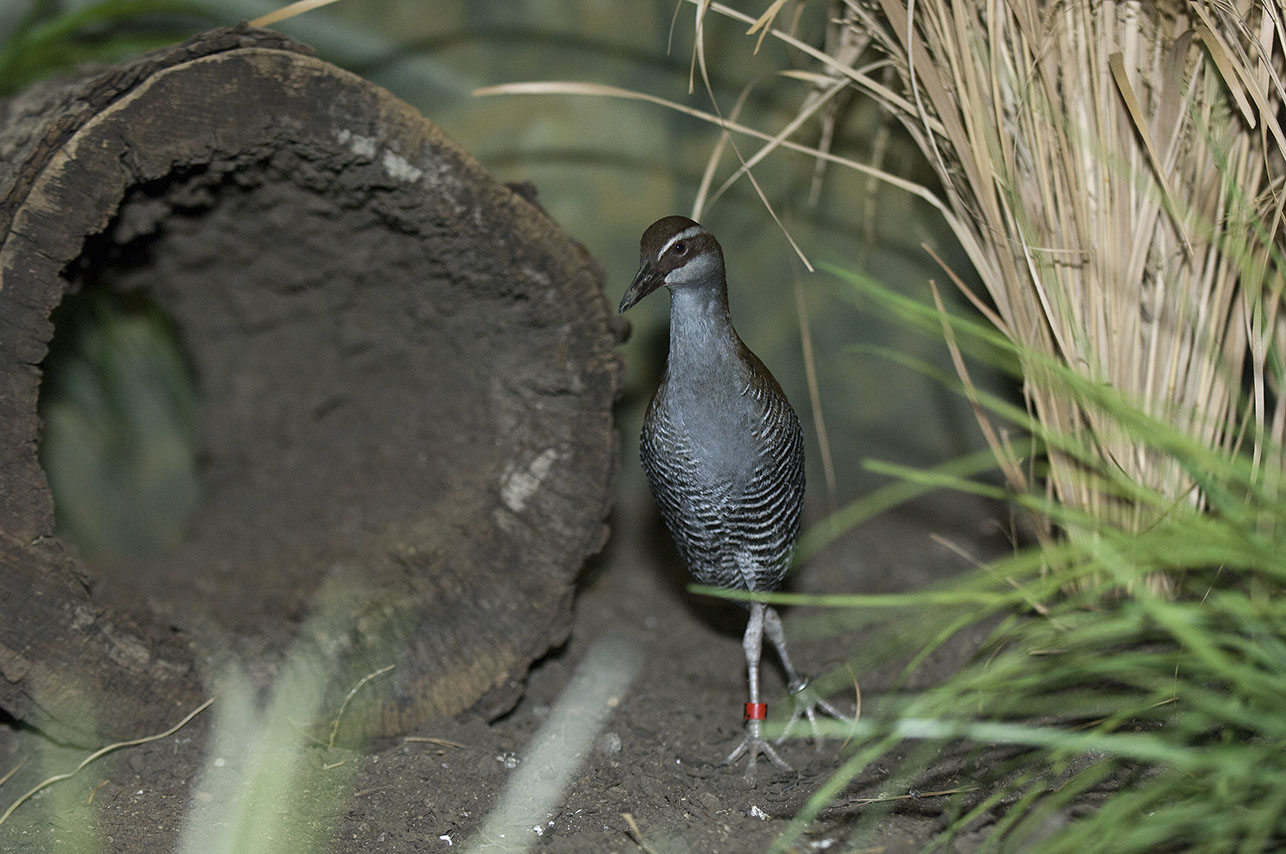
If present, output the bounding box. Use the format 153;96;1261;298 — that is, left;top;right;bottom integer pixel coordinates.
744;702;767;720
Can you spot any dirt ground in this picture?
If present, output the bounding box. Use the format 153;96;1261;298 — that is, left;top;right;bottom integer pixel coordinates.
0;477;1007;853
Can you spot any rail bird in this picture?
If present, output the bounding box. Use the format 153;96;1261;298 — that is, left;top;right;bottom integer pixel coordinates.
620;216;846;779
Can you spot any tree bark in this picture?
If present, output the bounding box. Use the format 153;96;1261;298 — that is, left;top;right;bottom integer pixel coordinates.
0;26;621;744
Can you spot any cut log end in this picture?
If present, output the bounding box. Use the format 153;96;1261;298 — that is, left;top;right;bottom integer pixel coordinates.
0;26;620;743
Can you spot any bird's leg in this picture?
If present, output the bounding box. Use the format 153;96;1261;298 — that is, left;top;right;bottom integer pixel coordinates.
725;601;792;781
763;605;852;744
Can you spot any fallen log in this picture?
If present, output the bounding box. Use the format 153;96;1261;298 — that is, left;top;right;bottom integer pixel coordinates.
0;26;621;744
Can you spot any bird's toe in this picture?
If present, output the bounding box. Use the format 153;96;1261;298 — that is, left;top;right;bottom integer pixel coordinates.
778;678;856;745
725;732;793;785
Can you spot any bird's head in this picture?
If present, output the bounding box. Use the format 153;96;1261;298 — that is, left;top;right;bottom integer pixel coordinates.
619;216;725;314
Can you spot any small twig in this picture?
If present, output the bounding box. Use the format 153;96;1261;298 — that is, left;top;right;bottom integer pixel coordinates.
930;532;1055;620
327;664;395;750
929;533;988;571
844;785;977;807
86;779;109;806
0;757;29;788
402;736;468;750
352;784;396;799
851;671;862;730
621;812;661;854
795;269;838;511
1070;695;1177;733
818;663;864;752
249;0;347;28
0;697;212;826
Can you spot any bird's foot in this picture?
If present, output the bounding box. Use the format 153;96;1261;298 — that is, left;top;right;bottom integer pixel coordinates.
725;731;792;785
778;676;855;745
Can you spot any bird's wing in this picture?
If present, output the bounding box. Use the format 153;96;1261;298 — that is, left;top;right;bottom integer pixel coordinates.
727;359;805;590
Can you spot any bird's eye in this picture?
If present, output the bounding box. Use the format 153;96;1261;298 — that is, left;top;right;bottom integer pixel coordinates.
671;241;687;255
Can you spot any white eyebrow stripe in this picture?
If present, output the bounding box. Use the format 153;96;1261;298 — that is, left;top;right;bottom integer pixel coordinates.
657;225;705;260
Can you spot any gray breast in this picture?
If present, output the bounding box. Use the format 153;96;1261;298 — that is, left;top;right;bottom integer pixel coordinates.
640;352;804;592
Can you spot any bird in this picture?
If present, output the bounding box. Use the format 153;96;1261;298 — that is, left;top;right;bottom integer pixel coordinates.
619;215;847;780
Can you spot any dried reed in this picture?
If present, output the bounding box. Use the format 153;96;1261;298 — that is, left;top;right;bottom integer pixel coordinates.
834;0;1286;588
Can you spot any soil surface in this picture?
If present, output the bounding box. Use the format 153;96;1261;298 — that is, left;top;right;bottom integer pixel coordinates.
0;479;1007;853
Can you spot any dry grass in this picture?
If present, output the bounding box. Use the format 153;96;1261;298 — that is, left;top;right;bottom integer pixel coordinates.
249;0;349;29
834;0;1286;587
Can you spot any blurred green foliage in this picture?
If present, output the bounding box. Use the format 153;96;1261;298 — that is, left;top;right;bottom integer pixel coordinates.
0;0;220;97
39;289;200;578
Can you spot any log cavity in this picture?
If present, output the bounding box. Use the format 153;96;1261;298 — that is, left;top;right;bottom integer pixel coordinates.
0;27;620;743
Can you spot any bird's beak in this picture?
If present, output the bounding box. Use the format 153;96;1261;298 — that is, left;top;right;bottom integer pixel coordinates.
618;263;664;314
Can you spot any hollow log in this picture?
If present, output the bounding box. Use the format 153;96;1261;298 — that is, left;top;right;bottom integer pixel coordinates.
0;26;621;744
